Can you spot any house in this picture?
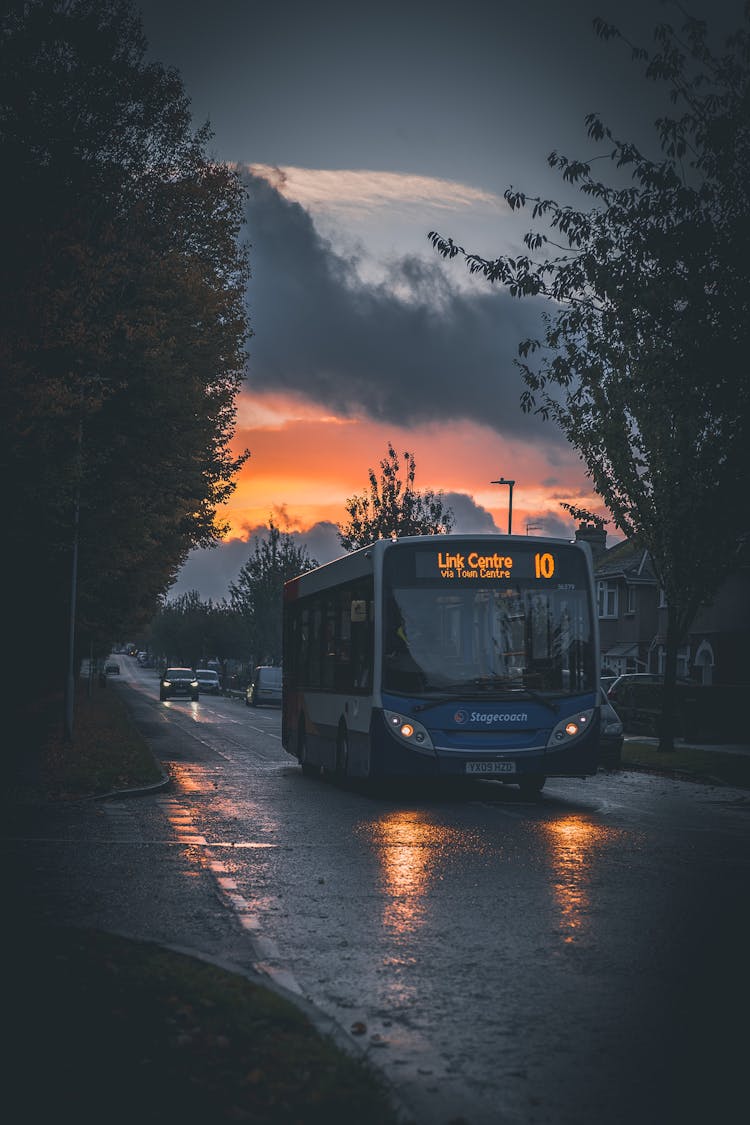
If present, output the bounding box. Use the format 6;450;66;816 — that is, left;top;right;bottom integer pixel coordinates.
656;564;750;686
576;524;750;686
575;526;660;678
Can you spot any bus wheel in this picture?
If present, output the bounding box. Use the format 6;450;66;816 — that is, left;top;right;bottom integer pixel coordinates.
518;774;546;797
299;722;318;778
335;726;350;781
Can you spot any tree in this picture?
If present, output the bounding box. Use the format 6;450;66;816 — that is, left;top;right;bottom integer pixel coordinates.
229;521;319;666
150;593;245;669
338;443;454;551
0;0;250;702
430;7;750;749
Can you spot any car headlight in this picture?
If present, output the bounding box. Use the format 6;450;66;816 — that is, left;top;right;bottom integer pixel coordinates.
384;710;434;750
547;709;594;747
162;680;171;687
191;680;199;688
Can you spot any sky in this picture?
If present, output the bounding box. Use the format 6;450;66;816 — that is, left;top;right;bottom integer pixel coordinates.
134;0;745;601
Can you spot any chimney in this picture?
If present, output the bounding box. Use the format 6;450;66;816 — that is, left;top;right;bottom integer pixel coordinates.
575;522;607;559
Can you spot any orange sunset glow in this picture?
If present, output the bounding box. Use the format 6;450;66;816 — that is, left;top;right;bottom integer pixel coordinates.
223;389;603;541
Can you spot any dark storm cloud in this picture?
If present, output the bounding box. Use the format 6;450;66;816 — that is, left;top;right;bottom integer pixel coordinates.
242;171;561;445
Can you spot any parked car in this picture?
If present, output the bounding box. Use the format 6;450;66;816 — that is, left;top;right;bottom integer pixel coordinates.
599;688;624;768
160;668;199;702
607;672;695;737
195;668;221;695
607;672;691;702
245;665;282;707
104;659;120;675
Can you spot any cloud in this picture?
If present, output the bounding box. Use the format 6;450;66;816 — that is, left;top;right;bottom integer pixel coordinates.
443;492;500;533
242;169;561;444
247;164;507;217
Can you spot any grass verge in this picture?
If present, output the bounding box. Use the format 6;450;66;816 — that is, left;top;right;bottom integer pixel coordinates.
11;682;164;802
621;739;750;789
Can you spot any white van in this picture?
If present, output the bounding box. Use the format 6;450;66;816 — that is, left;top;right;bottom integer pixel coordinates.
245;665;282;707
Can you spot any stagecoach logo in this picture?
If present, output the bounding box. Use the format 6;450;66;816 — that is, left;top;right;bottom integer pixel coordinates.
454;709;529;725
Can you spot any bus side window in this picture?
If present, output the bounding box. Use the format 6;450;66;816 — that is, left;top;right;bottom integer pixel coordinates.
350;588;373;691
309;604;322;688
298;607;310;687
334;591;353;691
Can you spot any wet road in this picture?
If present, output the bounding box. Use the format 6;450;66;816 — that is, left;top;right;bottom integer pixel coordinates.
10;659;750;1125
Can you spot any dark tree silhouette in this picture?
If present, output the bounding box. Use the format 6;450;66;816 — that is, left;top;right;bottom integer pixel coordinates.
338;443;454;551
430;7;750;749
1;1;250;701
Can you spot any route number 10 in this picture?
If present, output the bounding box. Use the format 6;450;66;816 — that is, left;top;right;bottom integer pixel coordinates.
534;552;555;579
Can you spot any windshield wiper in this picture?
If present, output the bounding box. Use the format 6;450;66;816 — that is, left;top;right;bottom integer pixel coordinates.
413;679;559;714
412;678;558;714
491;679;559;714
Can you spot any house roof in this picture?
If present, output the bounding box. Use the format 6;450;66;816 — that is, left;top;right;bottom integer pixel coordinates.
595;539;657;583
603;641;639;658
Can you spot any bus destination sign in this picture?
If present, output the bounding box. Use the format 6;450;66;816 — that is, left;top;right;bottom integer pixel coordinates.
414;547;559;582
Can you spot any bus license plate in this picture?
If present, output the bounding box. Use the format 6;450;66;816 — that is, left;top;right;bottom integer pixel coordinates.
465;761;516;775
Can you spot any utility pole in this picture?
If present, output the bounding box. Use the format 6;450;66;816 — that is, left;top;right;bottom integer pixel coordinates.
491;477;515;534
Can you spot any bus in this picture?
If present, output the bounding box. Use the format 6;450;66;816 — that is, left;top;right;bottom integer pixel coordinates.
282;534;601;794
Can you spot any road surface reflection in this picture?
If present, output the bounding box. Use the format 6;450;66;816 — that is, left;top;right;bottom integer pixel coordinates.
362;809;480;937
538;815;621;942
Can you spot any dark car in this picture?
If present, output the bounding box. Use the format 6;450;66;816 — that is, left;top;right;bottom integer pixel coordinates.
195;668;221;695
607;673;694;737
160;667;199;702
599;688;624;768
607;672;691;700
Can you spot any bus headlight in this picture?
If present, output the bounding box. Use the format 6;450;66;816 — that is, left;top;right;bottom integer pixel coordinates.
384;711;434;751
547;709;594;747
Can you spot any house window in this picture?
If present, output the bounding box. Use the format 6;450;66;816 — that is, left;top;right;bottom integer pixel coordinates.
658;587;668;608
625;586;636;615
597;581;618;619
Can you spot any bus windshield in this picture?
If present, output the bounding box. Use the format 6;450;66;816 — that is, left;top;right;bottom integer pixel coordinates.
383;581;595;698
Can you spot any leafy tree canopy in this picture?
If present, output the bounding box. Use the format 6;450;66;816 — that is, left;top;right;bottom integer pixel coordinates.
338;443;454;551
1;0;250;694
229;520;319;666
430;4;750;747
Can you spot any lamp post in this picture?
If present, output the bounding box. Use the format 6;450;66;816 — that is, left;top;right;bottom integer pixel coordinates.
491;477;515;534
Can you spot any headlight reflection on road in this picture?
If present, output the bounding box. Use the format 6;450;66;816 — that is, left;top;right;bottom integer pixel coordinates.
364;810;470;938
538;816;619;944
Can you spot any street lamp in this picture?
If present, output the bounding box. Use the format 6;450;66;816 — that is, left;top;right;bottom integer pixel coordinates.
491;477;515;534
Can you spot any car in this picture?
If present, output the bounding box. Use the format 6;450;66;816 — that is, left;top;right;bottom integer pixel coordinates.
160;668;199;702
600;675;617;693
245;665;282;707
104;659;120;675
607;672;691;702
599;688;624;768
195;668;221;695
